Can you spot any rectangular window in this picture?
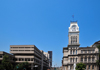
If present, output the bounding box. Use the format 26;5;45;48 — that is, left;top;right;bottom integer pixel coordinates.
88;65;90;69
81;50;83;53
76;58;77;62
70;58;72;62
73;50;75;54
31;58;34;61
88;57;91;62
85;50;87;53
92;57;94;61
92;50;94;53
25;58;27;61
81;58;83;62
85;57;87;61
70;50;72;54
73;58;74;62
92;65;94;69
0;55;2;58
76;50;77;54
89;50;91;53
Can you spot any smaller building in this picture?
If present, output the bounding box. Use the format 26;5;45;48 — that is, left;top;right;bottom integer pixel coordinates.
48;51;52;67
0;51;15;65
0;45;52;70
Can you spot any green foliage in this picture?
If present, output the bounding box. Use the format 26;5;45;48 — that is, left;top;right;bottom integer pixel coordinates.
75;62;86;70
0;65;4;70
0;54;13;70
15;62;29;70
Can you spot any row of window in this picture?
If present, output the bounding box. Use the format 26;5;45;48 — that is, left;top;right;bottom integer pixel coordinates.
81;50;95;53
70;58;77;62
70;50;77;54
70;57;95;62
70;65;94;69
17;58;34;61
71;36;77;44
11;47;34;48
10;50;34;51
81;57;95;62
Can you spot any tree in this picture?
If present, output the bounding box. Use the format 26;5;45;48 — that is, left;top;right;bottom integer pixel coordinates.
96;45;100;69
15;62;29;70
0;54;13;70
75;62;86;70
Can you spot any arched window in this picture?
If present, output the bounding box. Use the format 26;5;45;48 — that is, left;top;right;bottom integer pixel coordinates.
76;58;77;62
70;50;72;54
70;58;72;62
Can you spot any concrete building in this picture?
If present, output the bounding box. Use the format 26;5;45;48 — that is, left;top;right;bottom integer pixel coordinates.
48;51;52;67
62;21;99;70
0;51;15;64
10;45;49;70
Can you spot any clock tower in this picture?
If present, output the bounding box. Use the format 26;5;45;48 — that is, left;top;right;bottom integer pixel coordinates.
68;21;80;46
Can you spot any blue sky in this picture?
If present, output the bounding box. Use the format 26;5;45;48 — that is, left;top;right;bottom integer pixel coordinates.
0;0;100;67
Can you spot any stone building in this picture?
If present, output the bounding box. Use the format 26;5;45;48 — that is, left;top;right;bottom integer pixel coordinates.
62;21;99;70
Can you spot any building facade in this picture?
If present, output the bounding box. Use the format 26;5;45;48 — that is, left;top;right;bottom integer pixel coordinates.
0;45;52;70
62;21;99;70
48;51;52;67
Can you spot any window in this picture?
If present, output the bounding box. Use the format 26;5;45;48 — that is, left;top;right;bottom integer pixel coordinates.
31;58;34;61
70;50;72;54
76;58;77;62
92;57;94;61
85;50;87;53
0;55;2;58
81;50;83;53
73;58;74;62
70;58;72;62
76;36;77;43
88;65;90;69
25;58;27;61
28;58;30;61
22;58;24;61
92;50;94;53
81;58;83;62
73;50;75;54
92;65;94;69
88;57;91;62
89;50;91;53
76;50;77;54
19;58;21;61
85;57;87;62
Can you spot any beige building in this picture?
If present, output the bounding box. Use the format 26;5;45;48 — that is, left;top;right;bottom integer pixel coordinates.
9;45;50;70
62;21;99;70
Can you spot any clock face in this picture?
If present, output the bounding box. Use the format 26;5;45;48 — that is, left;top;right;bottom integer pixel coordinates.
71;25;76;31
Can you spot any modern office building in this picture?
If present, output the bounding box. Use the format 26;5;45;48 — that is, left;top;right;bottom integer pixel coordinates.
10;45;50;70
0;45;52;70
62;21;99;70
48;51;52;67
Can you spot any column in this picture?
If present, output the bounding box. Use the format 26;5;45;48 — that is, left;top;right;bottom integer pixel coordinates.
72;50;73;55
68;65;70;70
87;57;88;63
90;65;92;70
